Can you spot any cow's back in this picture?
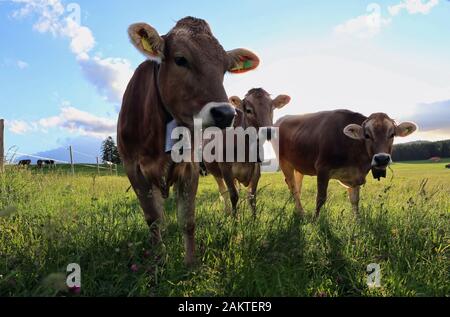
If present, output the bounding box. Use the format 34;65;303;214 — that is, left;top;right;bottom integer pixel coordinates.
276;110;367;175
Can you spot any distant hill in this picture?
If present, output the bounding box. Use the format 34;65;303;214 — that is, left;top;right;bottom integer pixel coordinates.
15;137;102;164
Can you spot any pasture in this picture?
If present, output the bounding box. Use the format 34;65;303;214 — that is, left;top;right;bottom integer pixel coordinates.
0;160;449;297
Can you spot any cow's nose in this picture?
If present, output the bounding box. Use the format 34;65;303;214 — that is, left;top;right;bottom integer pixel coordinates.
373;154;391;167
210;105;236;129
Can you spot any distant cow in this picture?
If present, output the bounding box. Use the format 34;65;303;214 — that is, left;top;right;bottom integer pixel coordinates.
205;88;291;216
117;17;260;265
275;110;417;218
446;164;450;169
37;160;55;168
18;160;31;167
37;160;45;168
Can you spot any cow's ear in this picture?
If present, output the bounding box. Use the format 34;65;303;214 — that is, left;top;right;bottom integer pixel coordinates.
395;122;417;137
272;95;291;109
128;23;165;63
229;96;242;108
343;124;365;140
227;49;260;74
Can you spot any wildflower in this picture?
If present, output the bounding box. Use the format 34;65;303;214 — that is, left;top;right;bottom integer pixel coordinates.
69;286;81;294
130;264;139;272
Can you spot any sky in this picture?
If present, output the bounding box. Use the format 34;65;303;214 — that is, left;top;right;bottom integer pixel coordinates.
0;0;449;163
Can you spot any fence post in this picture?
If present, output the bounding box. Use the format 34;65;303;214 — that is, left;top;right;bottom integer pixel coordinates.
115;164;118;176
0;119;4;173
96;157;100;175
109;162;112;175
69;146;75;175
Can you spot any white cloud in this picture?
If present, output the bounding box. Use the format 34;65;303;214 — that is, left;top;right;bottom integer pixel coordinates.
334;3;391;39
10;0;131;104
63;17;95;59
38;105;117;138
388;0;439;16
334;1;440;39
11;0;65;36
8;120;32;134
16;60;29;69
78;57;133;104
8;103;116;138
11;0;95;58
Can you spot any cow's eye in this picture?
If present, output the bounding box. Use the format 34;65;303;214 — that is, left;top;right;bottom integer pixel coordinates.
389;133;395;139
174;56;189;68
246;108;253;114
365;133;371;140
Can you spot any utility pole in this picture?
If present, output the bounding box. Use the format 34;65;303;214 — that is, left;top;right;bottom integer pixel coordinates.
96;156;100;175
0;119;4;173
69;146;75;175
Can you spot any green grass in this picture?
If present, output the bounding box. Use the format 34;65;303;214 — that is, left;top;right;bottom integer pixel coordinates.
0;161;449;297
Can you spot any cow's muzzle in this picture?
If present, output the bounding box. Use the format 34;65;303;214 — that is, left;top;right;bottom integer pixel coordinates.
371;153;392;181
196;102;236;129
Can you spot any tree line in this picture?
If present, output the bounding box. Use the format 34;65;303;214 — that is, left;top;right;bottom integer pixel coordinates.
393;140;450;162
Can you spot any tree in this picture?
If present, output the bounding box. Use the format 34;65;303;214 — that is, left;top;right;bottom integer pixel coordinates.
392;140;450;161
101;136;121;164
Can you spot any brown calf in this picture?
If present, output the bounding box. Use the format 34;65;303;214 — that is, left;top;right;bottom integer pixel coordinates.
117;17;260;265
205;88;291;216
275;110;417;218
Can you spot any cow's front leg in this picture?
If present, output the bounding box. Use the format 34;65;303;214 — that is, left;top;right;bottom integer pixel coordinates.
214;176;232;214
348;186;360;216
125;162;164;247
247;165;261;217
175;163;199;266
315;170;330;219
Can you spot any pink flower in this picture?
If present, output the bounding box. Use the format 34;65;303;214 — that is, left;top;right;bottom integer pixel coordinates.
130;264;139;272
69;286;81;294
143;250;151;258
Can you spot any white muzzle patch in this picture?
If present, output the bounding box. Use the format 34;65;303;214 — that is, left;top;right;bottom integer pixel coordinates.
194;102;236;129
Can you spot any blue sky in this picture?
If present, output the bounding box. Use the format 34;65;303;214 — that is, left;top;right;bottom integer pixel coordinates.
1;0;449;163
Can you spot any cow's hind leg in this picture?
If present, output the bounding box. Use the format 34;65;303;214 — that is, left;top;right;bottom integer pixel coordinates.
125;162;164;246
214;176;232;215
280;160;305;217
175;163;199;266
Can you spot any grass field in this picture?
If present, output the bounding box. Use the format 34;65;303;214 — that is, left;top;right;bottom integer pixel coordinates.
0;160;449;297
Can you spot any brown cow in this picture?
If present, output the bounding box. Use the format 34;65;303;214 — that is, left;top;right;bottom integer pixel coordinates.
205;88;291;216
117;17;260;265
275;110;417;218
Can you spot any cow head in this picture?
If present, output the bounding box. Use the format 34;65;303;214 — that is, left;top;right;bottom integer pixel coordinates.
128;17;260;130
343;113;417;179
229;88;291;140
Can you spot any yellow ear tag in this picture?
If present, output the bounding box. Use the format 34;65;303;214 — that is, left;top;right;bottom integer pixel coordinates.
141;37;155;55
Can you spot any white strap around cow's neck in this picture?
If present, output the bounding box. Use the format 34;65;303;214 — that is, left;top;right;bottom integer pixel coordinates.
165;119;192;153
